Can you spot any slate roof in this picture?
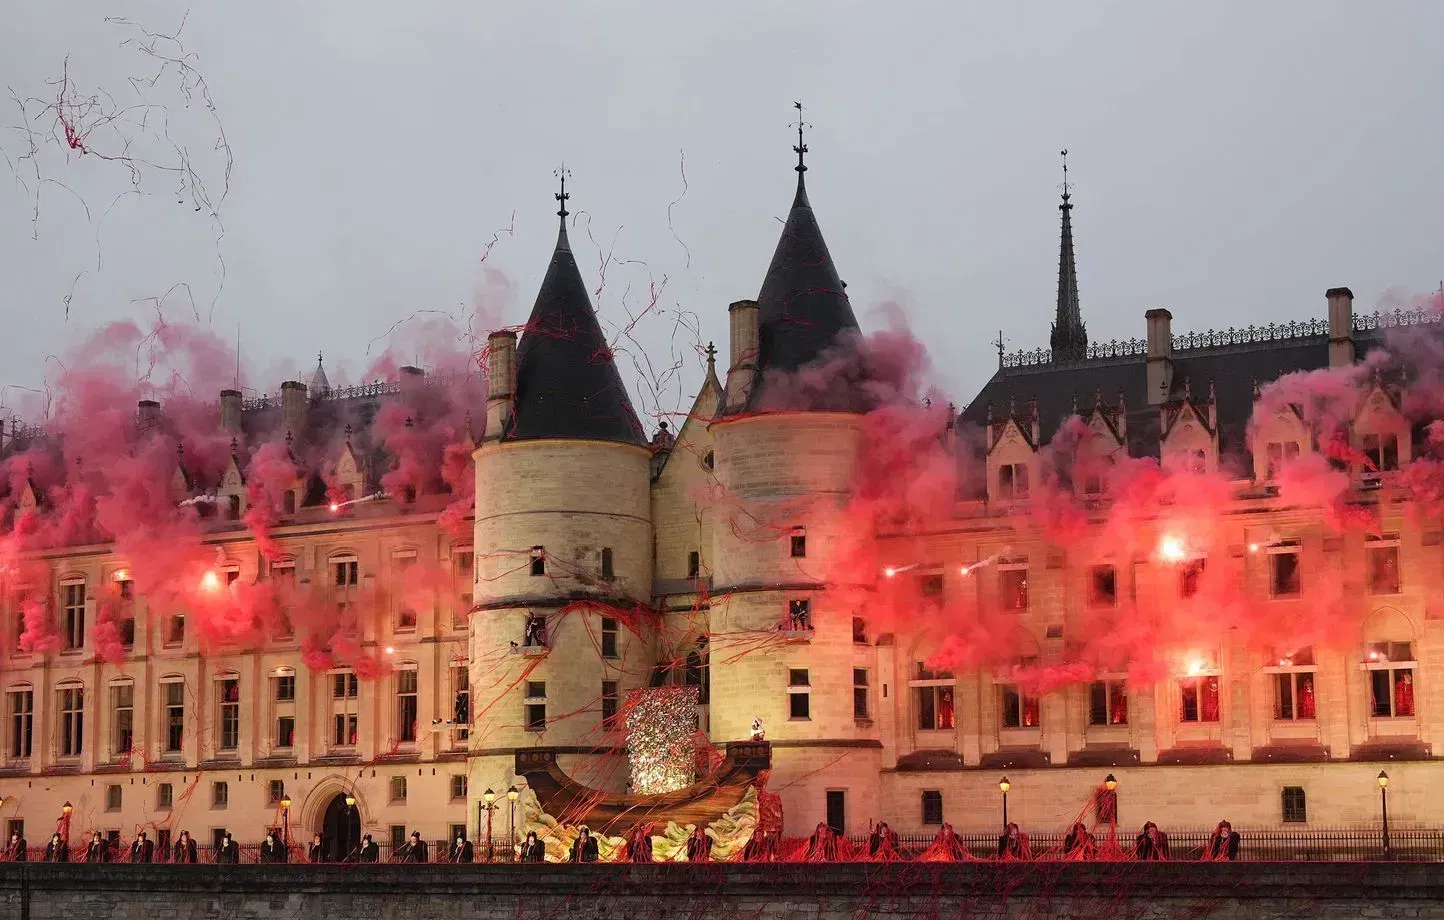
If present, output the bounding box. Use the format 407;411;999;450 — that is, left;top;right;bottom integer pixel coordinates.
504;213;646;446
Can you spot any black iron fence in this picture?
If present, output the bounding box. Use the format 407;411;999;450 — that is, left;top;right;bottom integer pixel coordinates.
16;826;1441;864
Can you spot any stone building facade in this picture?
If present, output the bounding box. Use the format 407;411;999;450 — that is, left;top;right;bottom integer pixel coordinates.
2;141;1442;854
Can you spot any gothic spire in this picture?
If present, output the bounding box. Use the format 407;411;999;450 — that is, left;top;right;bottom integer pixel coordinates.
1049;149;1087;362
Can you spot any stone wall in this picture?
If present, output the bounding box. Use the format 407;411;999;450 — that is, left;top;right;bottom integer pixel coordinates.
2;861;1443;920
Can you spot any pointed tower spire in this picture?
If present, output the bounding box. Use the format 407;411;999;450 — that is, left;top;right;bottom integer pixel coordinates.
505;173;645;444
1050;149;1087;362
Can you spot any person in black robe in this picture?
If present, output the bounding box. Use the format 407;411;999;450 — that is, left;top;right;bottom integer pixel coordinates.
85;832;109;863
1135;822;1169;860
1064;823;1095;859
173;831;198;864
216;833;240;864
44;833;69;862
357;834;379;863
259;832;286;863
130;830;154;864
804;823;838;862
568;827;599;863
1205;821;1240;861
399;831;427;863
685;826;711;862
741;829;777;862
998;823;1031;860
866;823;884;857
6;833;26;862
448;835;474;863
307;834;324;863
519;831;546;863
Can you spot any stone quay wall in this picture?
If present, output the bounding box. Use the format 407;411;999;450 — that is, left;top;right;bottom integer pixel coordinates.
1;861;1443;920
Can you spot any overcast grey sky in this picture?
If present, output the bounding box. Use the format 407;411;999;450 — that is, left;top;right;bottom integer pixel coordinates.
3;2;1442;425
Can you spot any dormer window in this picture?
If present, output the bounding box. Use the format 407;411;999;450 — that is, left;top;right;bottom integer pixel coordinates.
1360;433;1399;473
530;547;546;577
226;495;241;521
1265;442;1300;479
998;463;1029;500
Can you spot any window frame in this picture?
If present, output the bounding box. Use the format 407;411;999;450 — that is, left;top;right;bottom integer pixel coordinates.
787;668;811;721
1365;536;1402;595
1364;641;1416;719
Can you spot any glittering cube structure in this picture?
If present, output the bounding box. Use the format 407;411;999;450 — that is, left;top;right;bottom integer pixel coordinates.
625;686;700;795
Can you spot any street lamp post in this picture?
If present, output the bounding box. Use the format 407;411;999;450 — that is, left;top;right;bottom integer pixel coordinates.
506;787;519;863
1103;773;1118;826
483;789;497;862
998;777;1010;829
280;795;292;851
1378;771;1391;857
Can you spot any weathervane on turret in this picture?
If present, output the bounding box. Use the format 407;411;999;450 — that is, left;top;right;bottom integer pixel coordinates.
555;164;571;219
792;101;809;174
1060;148;1072;202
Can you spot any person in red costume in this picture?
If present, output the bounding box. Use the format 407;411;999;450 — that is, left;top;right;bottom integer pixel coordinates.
938;689;955;729
1298;675;1317;720
1395;672;1415;717
1063;823;1096;859
1201;676;1221;722
997;823;1031;860
741;828;778;862
803;822;839;862
865;822;901;861
918;823;972;862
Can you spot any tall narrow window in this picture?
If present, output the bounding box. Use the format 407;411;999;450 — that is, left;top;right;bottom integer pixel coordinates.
61;581;85;651
921;791;943;826
1366;536;1401;595
394;553;417;632
452;549;474;629
853;669;870;720
852;617;868;645
601;680;619;730
157;784;174;810
163;681;185;754
787;669;810;720
7;689;33;760
601;617;619;659
451;664;470;744
212;782;229;808
600;548;614;581
332;672;359;747
529;547;546;577
58;686;84;758
270;561;296;640
1366;641;1415;718
110;684;134;757
1269;543;1302;597
165;614;185;647
1089;565;1117;607
1179;671;1222;723
396;668;418;743
685;648;709;705
912;664;956;731
1282;787;1307;823
1088;680;1128;726
825;790;846;835
273;673;296;749
687;551;700;579
999;684;1040;728
524;681;547;732
999;559;1028;611
218;678;240;752
790;527;807;558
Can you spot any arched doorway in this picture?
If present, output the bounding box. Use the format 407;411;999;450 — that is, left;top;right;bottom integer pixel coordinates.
319;793;362;862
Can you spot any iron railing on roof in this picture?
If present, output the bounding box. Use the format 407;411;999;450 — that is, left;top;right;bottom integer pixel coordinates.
999;306;1442;370
240;372;477;412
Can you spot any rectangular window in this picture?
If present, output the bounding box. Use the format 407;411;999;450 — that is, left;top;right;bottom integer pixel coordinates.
852;616;868;644
451;665;470;743
212;781;229;808
105;784;122;811
919;573;945;600
1366;537;1401;595
787;599;812;630
998;462;1030;500
157;784;173;810
276;715;295;748
282;490;296;514
601;680;619;729
8;690;33;760
392;553;417;631
999;562;1028;611
1088;680;1128;726
790;527;807;558
1270;544;1302;597
1180;674;1221;723
58;687;84;757
601;617;619;659
332;672;358;747
270;561;296;640
268;780;285;805
1282;786;1307;823
600;547;614;581
110;684;134;756
530;547;546;577
825;790;846;835
218;679;240;752
62;581;85;650
390;826;407;850
396;669;418;743
525;681;546;732
453;549;474;629
913;664;957;731
687;551;700;579
921;790;943;826
226;494;241;520
165;614;185;647
787;669;810;720
852;669;870;720
1000;684;1040;729
275;675;295;702
450;775;467;801
333;559;359;588
1089;565;1117;607
1367;642;1415;718
163;682;185;753
1360;433;1400;473
1266;441;1301;478
390;776;407;803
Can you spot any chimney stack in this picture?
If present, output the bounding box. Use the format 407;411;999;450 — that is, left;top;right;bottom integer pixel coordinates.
137;399;162;431
219;389;242;434
1145;309;1174;405
280;381;307;438
724;299;760;409
485;331;518;439
1327;287;1355;368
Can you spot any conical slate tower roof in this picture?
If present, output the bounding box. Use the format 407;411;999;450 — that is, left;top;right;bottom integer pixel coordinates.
743;135;860;411
504;184;645;445
1049;150;1087;361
